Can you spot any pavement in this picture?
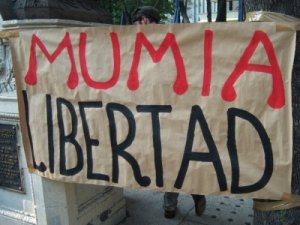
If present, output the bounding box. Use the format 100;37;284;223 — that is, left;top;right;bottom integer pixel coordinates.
120;188;254;225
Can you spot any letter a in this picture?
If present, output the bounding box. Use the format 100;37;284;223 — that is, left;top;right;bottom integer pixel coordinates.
222;31;285;109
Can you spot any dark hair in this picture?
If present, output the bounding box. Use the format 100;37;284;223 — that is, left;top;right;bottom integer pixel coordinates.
132;6;160;23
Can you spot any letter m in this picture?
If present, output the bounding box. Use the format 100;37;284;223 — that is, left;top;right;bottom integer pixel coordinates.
127;32;188;95
25;32;78;89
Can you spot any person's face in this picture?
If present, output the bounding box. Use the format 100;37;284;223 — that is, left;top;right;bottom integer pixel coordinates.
133;16;155;25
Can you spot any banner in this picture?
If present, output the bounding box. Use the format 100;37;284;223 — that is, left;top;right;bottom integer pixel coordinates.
10;22;296;199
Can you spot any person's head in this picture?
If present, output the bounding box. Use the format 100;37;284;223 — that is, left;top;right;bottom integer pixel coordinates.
132;6;160;24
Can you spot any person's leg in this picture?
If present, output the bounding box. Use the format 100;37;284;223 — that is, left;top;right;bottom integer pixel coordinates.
191;194;206;216
163;192;179;218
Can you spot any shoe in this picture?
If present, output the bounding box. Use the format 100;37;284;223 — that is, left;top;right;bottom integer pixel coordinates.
164;209;176;219
192;195;206;216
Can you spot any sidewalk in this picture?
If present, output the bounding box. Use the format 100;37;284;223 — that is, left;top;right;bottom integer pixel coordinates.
120;188;254;225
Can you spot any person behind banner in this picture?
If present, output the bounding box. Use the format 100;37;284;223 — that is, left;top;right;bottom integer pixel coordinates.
132;6;161;24
132;5;206;219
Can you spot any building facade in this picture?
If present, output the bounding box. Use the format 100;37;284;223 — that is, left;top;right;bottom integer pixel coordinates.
184;0;240;22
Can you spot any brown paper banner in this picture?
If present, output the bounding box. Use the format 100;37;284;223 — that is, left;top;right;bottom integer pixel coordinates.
9;22;296;199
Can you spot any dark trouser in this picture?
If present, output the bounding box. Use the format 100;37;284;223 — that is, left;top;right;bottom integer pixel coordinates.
163;192;205;211
163;192;179;211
